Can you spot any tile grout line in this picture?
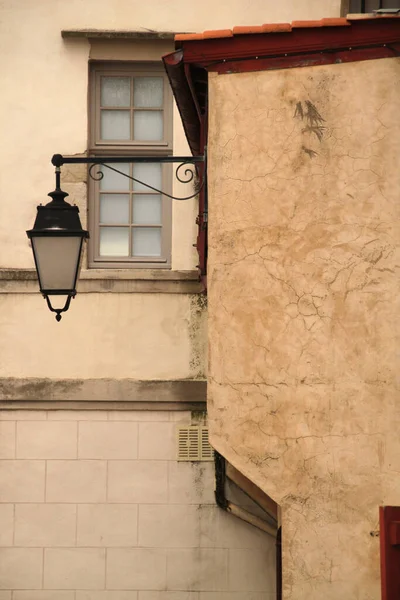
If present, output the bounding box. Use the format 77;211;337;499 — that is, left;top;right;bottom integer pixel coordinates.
137;502;140;548
0;543;243;549
165;539;170;596
106;458;109;503
167;460;170;503
165;534;168;593
104;547;108;591
226;546;230;591
12;503;16;546
42;546;45;589
167;454;170;505
13;421;17;459
44;459;48;503
0;458;170;462
76;421;80;461
75;503;79;547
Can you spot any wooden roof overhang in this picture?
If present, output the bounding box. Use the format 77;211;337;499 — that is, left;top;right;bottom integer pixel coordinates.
163;16;400;155
162;15;400;285
163;50;208;157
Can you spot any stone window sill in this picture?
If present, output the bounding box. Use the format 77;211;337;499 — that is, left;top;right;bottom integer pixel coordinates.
0;269;202;294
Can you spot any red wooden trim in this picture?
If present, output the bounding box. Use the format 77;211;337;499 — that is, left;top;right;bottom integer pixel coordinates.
196;112;208;287
212;45;400;74
380;506;400;600
390;522;400;546
381;507;389;600
179;19;400;66
184;63;203;121
162;50;201;156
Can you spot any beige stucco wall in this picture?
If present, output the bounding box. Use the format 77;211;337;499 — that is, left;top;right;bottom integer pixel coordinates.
0;0;340;386
0;409;276;598
207;57;400;599
0;0;341;269
0;293;203;380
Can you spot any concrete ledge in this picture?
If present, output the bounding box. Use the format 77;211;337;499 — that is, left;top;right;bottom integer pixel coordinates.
0;401;206;411
0;378;207;403
0;269;202;294
62;29;177;40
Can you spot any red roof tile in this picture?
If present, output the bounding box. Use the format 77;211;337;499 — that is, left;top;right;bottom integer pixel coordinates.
174;15;398;42
203;29;233;39
232;25;264;35
321;17;350;26
292;20;323;28
175;32;204;41
261;23;292;33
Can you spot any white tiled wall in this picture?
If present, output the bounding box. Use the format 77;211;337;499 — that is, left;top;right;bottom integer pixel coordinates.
0;410;276;598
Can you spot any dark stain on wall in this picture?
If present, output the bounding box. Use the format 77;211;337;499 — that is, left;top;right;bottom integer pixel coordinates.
294;100;326;157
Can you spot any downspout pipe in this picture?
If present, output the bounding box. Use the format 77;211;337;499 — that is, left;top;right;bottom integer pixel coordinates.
214;451;229;510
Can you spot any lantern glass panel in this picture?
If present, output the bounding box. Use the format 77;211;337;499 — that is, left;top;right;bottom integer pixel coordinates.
32;236;83;291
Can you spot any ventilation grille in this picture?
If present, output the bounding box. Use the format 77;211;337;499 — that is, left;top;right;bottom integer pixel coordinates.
177;426;214;461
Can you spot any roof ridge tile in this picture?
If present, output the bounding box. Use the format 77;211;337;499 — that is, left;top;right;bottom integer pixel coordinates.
175;32;204;41
321;17;350;26
232;25;263;35
262;23;292;33
291;19;323;28
202;28;233;39
174;15;400;42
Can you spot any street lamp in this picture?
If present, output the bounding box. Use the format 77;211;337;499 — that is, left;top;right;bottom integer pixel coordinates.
28;152;206;321
26;166;89;322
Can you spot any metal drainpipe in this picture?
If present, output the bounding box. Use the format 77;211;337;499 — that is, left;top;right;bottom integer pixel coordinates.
214;451;228;510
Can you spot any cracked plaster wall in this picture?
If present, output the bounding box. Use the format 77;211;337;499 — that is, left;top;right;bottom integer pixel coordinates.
207;58;400;599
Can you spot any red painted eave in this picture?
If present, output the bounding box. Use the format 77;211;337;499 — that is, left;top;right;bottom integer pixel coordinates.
175;17;400;66
162;50;201;156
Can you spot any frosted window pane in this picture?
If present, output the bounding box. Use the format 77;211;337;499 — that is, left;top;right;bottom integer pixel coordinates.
101;77;131;107
132;163;162;192
134;111;163;141
133;195;162;225
100;227;129;256
132;228;161;257
100;163;130;191
134;77;163;108
101;110;130;140
100;194;130;224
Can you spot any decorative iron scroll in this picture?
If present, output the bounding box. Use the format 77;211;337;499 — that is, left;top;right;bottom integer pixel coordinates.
88;160;203;201
51;153;206;202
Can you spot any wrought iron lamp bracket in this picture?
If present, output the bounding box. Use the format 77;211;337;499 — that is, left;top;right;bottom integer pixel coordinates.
51;151;206;201
29;151;207;321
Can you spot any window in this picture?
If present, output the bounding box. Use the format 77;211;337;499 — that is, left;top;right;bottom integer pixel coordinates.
89;62;173;268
